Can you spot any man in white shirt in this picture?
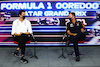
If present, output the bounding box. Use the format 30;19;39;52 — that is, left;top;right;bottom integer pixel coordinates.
11;10;32;64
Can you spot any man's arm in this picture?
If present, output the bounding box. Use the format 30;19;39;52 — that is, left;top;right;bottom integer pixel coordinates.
81;28;84;33
67;30;77;36
27;21;32;34
23;32;30;35
12;21;20;36
12;20;22;36
14;32;21;36
80;21;84;33
11;21;16;35
66;23;77;36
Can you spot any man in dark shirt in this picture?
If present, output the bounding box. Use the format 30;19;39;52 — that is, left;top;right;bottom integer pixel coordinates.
67;12;84;62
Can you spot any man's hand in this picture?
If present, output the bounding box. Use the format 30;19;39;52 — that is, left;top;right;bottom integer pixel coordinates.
73;33;77;36
20;32;23;35
67;30;77;36
23;32;30;35
14;33;21;36
81;28;84;33
14;32;30;36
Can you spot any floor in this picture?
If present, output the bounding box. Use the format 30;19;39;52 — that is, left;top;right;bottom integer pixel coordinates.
0;46;100;67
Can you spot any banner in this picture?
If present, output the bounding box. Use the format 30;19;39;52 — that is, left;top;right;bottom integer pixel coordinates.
0;1;99;17
0;1;100;46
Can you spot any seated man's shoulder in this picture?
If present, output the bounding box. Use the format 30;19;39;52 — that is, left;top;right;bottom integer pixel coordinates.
25;19;29;21
24;19;30;23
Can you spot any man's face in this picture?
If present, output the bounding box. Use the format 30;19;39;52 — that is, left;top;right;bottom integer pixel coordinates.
68;13;73;19
19;12;25;18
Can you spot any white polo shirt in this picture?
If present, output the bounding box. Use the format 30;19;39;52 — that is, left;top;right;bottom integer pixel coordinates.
11;19;32;35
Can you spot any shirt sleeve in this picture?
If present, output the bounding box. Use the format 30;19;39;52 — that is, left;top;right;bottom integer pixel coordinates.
11;21;16;35
66;23;70;30
79;21;83;28
27;21;32;34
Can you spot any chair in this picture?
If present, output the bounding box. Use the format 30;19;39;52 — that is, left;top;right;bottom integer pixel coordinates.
12;34;38;59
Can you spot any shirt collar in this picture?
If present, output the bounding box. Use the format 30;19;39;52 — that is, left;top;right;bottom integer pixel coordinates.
18;19;25;22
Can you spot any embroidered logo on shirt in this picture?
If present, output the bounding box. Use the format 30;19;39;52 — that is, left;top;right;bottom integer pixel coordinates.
76;22;79;26
70;24;74;27
77;23;79;26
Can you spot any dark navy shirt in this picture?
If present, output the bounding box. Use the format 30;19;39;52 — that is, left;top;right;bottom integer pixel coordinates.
67;21;83;33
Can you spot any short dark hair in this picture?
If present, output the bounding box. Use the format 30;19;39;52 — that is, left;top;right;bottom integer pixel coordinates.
19;10;25;15
69;12;75;16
